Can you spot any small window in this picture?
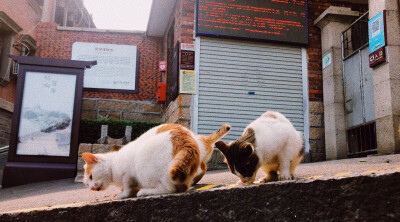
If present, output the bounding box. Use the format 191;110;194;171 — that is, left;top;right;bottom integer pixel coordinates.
0;30;16;85
0;12;22;86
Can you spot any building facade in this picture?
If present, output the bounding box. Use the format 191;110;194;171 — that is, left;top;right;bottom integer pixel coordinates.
1;0;399;163
147;0;399;161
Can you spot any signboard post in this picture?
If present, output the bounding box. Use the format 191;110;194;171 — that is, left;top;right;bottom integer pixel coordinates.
3;55;96;188
368;11;387;68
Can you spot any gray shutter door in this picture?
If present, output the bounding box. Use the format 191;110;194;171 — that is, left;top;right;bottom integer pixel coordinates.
197;37;304;142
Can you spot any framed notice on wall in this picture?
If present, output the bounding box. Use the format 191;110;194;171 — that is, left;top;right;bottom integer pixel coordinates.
72;42;139;92
180;70;196;94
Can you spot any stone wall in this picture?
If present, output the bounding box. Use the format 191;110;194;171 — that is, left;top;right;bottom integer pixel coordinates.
81;98;162;122
308;101;326;162
163;94;191;128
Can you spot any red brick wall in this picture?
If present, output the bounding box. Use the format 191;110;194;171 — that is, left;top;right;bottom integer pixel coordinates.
307;0;368;101
36;23;163;102
0;0;41;37
0;0;42;103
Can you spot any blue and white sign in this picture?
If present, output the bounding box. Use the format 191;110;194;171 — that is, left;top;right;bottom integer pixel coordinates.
368;11;386;53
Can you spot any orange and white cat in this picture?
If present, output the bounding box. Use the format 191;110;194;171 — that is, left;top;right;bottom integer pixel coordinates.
82;123;230;199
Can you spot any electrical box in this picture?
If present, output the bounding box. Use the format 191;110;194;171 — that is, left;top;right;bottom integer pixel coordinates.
157;82;166;102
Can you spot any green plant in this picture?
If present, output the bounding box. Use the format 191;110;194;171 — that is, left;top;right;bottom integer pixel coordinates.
79;119;162;144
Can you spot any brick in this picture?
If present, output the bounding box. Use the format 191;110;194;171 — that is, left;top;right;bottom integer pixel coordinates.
81;110;97;119
122;112;161;122
78;143;93;156
82;99;96;110
98;111;121;120
178;94;192;107
92;144;111;154
138;103;162;113
310;127;325;140
309;113;324;127
179;107;191;121
309;101;324;113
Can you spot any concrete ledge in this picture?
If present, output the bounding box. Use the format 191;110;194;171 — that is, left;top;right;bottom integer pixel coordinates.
1;172;399;221
57;26;145;34
314;6;359;28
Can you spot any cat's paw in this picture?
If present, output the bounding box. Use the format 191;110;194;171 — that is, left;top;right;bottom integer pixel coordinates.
278;173;293;181
256;176;270;183
236;180;253;186
116;192;130;200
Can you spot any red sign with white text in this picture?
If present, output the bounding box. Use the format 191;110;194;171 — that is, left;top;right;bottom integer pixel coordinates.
369;47;386;68
159;61;167;72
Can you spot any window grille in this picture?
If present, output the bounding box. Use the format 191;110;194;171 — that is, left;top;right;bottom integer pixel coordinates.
342;12;369;59
347;122;377;158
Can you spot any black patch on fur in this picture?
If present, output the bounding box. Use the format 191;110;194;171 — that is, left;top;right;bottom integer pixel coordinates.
172;169;187;183
217;128;260;179
269;171;279;181
299;147;305;157
192;171;205;185
237;128;256;147
223;141;260;179
175;184;188;193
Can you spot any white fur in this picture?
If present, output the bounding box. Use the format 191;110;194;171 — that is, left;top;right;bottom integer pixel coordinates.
245;111;303;183
83;126;178;199
83;123;230;199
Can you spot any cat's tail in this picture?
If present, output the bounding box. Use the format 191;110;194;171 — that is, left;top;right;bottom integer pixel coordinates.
297;131;305;157
203;123;231;144
169;127;200;187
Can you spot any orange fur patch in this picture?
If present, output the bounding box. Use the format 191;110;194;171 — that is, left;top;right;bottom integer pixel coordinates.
85;164;93;175
157;124;183;134
192;162;207;185
167;125;200;183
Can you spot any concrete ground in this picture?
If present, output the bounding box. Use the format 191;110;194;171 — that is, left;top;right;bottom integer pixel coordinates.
1;154;400;214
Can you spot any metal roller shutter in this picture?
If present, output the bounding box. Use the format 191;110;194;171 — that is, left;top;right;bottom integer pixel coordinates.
197;37;304;142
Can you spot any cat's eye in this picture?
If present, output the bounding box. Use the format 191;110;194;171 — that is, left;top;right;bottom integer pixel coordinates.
89;174;93;180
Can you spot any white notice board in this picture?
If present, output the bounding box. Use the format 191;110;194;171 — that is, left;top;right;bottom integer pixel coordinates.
72;42;138;92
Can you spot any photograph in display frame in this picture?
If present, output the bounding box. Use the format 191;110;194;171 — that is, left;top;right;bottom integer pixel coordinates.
16;71;77;157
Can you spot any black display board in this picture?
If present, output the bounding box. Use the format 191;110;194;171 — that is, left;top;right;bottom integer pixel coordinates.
196;0;308;45
2;55;96;188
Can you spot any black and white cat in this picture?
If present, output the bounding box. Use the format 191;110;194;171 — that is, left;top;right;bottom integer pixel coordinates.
215;111;304;184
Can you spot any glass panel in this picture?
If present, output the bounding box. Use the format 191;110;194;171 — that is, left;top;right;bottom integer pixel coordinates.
16;72;77;156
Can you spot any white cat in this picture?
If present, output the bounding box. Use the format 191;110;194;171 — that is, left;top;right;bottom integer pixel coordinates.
82;123;230;199
215;111;304;184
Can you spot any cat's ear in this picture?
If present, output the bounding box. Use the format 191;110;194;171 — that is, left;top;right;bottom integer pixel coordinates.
241;143;254;157
82;152;98;164
215;141;228;154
